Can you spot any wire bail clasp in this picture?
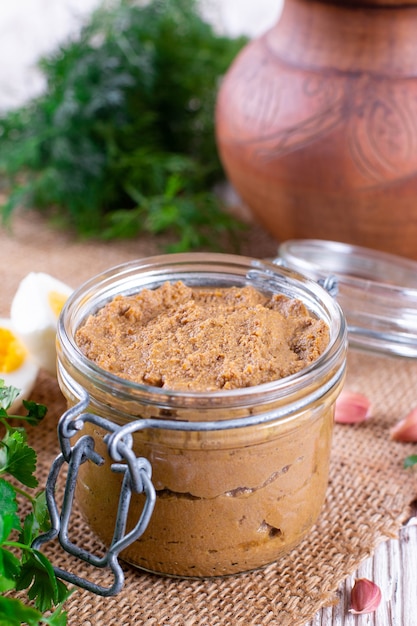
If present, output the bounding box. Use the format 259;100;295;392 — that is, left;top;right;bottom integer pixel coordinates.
317;275;338;297
32;388;156;597
271;257;338;298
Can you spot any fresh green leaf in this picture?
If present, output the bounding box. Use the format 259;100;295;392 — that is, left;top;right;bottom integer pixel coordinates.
32;491;51;535
0;384;69;623
21;401;48;426
0;517;17;552
20;492;50;549
20;514;40;553
39;603;69;626
0;596;43;626
15;551;71;613
0;430;38;488
0;380;47;428
0;547;21;592
0;478;21;541
404;454;417;469
0;383;20;412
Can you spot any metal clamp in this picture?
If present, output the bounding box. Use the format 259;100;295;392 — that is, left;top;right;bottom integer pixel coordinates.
271;257;339;298
32;390;156;597
317;275;338;297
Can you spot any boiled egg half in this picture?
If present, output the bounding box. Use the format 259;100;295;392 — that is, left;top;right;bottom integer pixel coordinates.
0;317;39;412
10;272;73;376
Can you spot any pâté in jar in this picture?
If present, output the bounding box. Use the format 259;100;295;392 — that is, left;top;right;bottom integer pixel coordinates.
51;253;347;584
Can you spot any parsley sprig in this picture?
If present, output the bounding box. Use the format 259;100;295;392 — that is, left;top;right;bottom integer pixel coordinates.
0;0;247;252
0;381;70;625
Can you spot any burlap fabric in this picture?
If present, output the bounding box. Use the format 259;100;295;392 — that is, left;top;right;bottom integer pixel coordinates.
2;211;417;626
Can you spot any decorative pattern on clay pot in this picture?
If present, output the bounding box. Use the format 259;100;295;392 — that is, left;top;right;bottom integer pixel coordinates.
216;0;417;259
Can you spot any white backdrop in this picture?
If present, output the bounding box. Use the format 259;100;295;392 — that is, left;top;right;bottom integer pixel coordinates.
0;0;282;112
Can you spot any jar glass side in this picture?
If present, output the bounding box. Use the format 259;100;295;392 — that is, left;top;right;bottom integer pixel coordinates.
58;364;344;577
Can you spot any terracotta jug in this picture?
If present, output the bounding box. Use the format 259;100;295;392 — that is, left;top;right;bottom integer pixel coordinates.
215;0;417;259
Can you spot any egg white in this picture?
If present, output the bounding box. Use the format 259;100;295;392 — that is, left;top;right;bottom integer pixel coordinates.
0;317;39;412
10;272;73;376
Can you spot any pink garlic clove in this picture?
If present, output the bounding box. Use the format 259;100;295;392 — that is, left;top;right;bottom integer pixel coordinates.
390;407;417;442
349;578;382;614
334;390;371;424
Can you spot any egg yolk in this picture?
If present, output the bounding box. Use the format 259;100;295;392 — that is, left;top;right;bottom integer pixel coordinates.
48;291;68;318
0;327;26;373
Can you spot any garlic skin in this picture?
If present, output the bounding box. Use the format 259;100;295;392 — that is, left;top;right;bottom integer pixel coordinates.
334;390;371;424
349;578;382;614
391;407;417;443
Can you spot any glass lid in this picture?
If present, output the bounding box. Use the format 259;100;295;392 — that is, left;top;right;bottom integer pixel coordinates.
278;239;417;358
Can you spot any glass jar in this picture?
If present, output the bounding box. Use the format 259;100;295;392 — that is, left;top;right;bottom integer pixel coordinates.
52;252;347;586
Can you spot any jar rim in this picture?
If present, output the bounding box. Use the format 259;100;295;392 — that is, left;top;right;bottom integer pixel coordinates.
57;252;347;417
278;239;417;358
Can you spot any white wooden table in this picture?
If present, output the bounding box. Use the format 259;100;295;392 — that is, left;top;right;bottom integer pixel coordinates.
306;519;417;626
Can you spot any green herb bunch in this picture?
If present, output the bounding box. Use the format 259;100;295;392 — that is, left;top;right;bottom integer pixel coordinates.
0;381;70;625
0;0;247;251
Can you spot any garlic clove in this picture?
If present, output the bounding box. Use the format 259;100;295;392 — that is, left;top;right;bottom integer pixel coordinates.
349;578;382;614
334;390;371;424
390;407;417;443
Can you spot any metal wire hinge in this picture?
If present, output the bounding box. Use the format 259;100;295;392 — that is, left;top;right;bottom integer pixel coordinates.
270;258;339;298
32;391;156;597
317;275;338;297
